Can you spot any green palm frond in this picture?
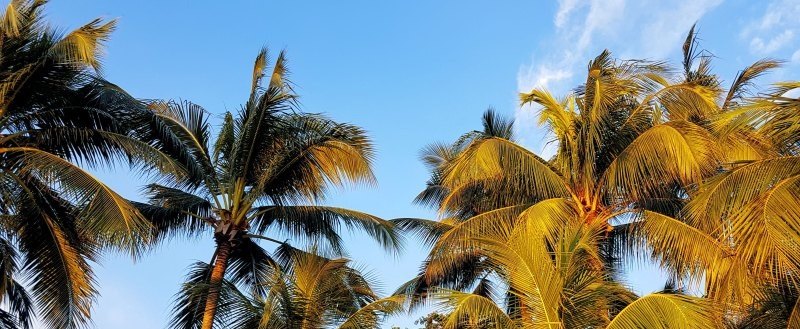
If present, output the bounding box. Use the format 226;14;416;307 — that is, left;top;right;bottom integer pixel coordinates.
232;49;294;183
479;108;515;141
6;147;151;252
0;237;33;329
226;238;277;296
249;205;401;254
169;261;212;329
253;113;376;204
12;177;95;329
390;217;454;247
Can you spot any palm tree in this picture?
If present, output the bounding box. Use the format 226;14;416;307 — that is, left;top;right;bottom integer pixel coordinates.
0;1;181;328
171;246;405;329
430;215;719;328
395;26;798;322
396;49;721;303
695;80;800;326
136;49;402;329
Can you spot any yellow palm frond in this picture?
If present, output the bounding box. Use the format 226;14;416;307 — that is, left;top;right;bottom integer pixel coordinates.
337;295;407;329
1;0;22;37
603;121;719;200
482;227;562;326
442;137;571;208
424;205;525;281
51;18;116;71
717;130;775;163
686;156;800;276
638;211;733;280
606;293;720;329
520;88;576;144
624;82;720;129
250;47;268;94
435;289;517;329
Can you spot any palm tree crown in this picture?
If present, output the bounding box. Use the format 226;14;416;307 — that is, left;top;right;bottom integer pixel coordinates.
137;48;402;329
395;26;800;327
0;1;181;328
174;247;406;329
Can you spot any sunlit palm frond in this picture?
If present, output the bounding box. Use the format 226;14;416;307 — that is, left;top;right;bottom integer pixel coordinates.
603;121;719;201
435;289;516;329
686;156;800;278
636;210;733;283
50;18;116;71
249;205;401;255
423;205;526;282
723;59;782;110
606;293;719;329
441;137;570;210
336;294;407;329
6;147;151;253
254;113;375;204
715;82;800;155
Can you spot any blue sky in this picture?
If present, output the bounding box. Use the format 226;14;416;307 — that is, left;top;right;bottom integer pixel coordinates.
29;0;800;328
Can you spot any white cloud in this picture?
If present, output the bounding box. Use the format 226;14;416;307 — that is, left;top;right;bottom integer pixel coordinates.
792;49;800;62
742;0;800;55
554;0;583;28
577;0;626;51
750;29;795;54
635;0;723;58
515;0;722;154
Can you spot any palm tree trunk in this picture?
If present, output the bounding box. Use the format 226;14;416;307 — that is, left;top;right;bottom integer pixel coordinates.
201;240;231;329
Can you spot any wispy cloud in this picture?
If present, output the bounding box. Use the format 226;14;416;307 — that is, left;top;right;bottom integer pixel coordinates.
554;0;583;28
750;30;795;54
741;0;800;55
514;0;722;154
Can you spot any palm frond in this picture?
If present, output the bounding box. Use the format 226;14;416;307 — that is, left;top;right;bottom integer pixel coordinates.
226;238;276;296
253;113;375;204
441;137;571;211
12;177;96;329
435;290;516;329
50;18;116;71
337;294;407;329
723;59;782;109
606;293;719;329
7;147;151;253
603;121;719;201
391;217;454;247
249;205;402;255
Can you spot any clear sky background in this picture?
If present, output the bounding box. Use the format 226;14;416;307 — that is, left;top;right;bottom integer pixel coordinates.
21;0;800;328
